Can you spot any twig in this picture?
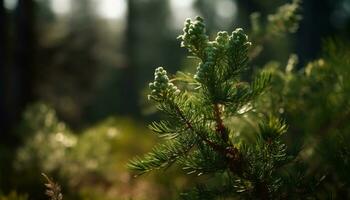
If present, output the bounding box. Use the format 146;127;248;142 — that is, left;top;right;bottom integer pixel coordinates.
213;103;229;143
42;173;63;200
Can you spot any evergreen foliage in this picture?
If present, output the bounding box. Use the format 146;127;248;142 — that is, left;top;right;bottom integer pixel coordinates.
250;0;301;38
249;0;302;59
255;39;350;198
128;17;306;199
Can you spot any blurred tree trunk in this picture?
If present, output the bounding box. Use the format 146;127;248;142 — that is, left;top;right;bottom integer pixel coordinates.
296;0;333;64
0;0;7;136
7;0;36;134
121;0;139;117
0;0;11;192
0;0;37;191
121;0;171;117
236;0;259;28
194;0;218;33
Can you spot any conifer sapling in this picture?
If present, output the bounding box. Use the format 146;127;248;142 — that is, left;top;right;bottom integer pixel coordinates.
128;16;295;199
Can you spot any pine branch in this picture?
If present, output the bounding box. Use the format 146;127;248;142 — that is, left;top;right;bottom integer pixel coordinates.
128;135;197;175
129;16;298;199
174;103;227;156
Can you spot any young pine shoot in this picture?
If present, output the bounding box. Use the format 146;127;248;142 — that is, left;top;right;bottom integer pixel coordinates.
128;17;294;200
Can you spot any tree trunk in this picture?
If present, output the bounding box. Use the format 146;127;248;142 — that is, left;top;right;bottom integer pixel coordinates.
121;0;172;117
12;0;36;124
0;0;8;136
296;0;333;64
120;0;141;117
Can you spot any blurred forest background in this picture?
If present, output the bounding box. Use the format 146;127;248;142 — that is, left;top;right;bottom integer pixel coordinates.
0;0;350;199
